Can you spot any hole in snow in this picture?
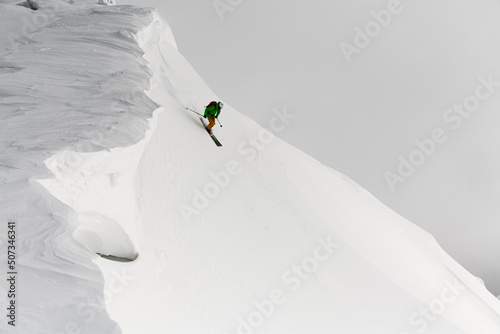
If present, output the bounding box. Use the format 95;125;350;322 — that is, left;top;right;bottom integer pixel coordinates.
17;0;39;10
74;211;138;262
97;254;135;262
0;66;23;74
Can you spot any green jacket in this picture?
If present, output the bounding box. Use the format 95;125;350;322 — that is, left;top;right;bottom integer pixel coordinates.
204;102;221;118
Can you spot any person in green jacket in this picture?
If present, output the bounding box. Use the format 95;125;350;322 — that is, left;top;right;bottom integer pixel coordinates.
204;101;223;132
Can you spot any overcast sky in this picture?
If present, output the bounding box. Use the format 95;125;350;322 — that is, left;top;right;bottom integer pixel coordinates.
122;0;500;294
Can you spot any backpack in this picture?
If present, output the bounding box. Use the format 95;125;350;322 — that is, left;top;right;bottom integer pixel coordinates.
204;101;220;118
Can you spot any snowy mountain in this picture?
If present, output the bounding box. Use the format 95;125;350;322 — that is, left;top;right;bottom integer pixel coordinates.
1;1;500;333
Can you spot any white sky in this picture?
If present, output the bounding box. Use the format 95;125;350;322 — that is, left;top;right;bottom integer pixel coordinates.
122;0;500;294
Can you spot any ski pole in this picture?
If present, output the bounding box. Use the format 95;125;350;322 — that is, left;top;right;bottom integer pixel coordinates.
185;107;203;117
216;117;223;127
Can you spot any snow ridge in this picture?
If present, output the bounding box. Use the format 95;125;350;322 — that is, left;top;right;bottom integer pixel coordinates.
1;1;500;334
0;2;165;333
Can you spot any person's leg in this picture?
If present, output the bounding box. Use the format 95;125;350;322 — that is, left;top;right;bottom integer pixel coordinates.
207;117;216;130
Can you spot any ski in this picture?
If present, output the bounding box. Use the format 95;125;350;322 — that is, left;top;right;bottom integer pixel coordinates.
200;118;222;147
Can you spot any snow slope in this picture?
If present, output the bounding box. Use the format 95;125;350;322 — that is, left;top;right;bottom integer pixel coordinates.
1;1;500;333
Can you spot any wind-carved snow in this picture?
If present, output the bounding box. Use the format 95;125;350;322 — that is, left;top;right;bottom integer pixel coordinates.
1;1;500;334
0;1;160;333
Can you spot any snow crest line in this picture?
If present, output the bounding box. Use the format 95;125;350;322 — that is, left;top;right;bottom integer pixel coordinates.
0;3;172;333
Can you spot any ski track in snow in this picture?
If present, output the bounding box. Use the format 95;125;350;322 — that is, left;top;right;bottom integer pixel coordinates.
1;1;500;333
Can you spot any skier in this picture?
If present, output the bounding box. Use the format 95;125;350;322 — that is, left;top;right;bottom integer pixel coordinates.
204;101;223;132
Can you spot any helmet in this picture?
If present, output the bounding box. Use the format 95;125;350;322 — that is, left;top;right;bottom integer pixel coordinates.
218;101;224;109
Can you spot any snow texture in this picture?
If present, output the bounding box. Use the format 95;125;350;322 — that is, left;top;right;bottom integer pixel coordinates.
0;1;500;333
